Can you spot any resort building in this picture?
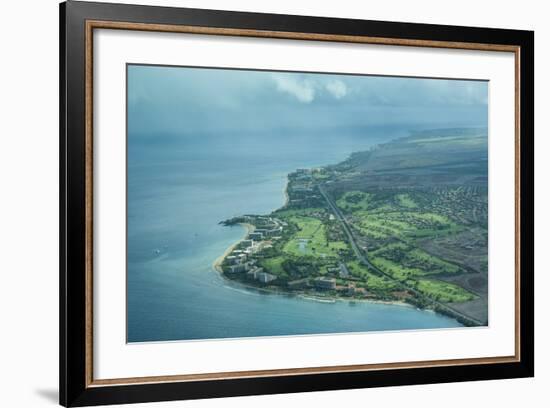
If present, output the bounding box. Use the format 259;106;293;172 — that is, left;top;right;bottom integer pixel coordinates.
287;278;310;290
314;277;336;290
257;272;277;284
240;239;253;248
246;267;263;280
227;264;248;274
264;227;283;237
249;232;263;240
246;267;275;283
225;255;238;265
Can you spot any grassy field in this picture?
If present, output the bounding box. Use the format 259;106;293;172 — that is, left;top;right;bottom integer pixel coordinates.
336;191;371;212
274;207;325;219
371;244;462;276
350;205;462;242
282;216;347;257
414;279;476;303
222;128;488;324
259;256;286;275
354;212;413;240
396;193;418;209
370;256;426;280
347;261;400;292
334;188;475;303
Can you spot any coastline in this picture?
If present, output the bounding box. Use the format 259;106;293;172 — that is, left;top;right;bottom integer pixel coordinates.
210;161;465;325
283;176;289;207
214;266;416;309
212;236;415;309
211;175;416;310
213;222;255;273
213;175;288;274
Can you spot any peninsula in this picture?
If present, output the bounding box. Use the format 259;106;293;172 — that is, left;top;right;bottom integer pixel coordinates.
217;129;489;327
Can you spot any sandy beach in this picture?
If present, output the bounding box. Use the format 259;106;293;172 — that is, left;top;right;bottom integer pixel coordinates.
213;223;255;273
283;177;289;207
212;216;415;308
214;175;287;274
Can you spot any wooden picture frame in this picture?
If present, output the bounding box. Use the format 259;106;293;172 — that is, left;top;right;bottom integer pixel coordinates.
60;1;534;406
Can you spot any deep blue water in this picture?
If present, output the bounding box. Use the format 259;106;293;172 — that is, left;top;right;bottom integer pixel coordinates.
127;129;462;342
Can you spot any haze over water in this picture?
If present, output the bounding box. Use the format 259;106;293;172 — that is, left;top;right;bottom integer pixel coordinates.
127;65;487;342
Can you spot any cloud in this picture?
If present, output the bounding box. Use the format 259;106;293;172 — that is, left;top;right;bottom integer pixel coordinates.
128;65;488;136
325;80;347;99
271;75;350;103
272;75;316;103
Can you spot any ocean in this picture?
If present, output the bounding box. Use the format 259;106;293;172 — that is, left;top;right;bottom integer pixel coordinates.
127;128;463;342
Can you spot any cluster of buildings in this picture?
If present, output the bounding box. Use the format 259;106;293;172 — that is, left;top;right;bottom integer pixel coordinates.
222;217;284;285
225;258;277;285
286;276;338;291
283;260;369;297
316;277;368;297
314;277;337;290
248;225;283;241
224;240;255;273
247;266;277;284
222;210;371;298
287;169;324;208
286;275;367;297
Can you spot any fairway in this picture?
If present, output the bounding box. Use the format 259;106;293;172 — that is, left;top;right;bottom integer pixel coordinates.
333;187;479;305
414;279;476;303
218;128;488;327
282;216;347;257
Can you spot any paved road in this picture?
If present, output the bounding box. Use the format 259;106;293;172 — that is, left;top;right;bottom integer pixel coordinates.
317;185;484;326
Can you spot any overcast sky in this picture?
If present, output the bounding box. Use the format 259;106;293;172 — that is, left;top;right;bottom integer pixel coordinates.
127;64;488;137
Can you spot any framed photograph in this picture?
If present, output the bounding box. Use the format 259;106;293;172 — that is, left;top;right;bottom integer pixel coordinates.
60;1;534;406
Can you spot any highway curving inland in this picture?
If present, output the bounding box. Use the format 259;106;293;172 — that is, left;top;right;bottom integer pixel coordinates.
317;184;484;327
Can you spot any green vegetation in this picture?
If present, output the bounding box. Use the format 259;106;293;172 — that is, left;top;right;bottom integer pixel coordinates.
347;261;399;293
336;191;371;212
220;128;488;326
414;279;476;303
259;257;285;275
282;216;347;257
370;256;426;280
371;244;462;276
396;193;418;209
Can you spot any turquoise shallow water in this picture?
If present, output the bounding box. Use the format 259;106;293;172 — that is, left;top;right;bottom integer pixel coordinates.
127;129;463;342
